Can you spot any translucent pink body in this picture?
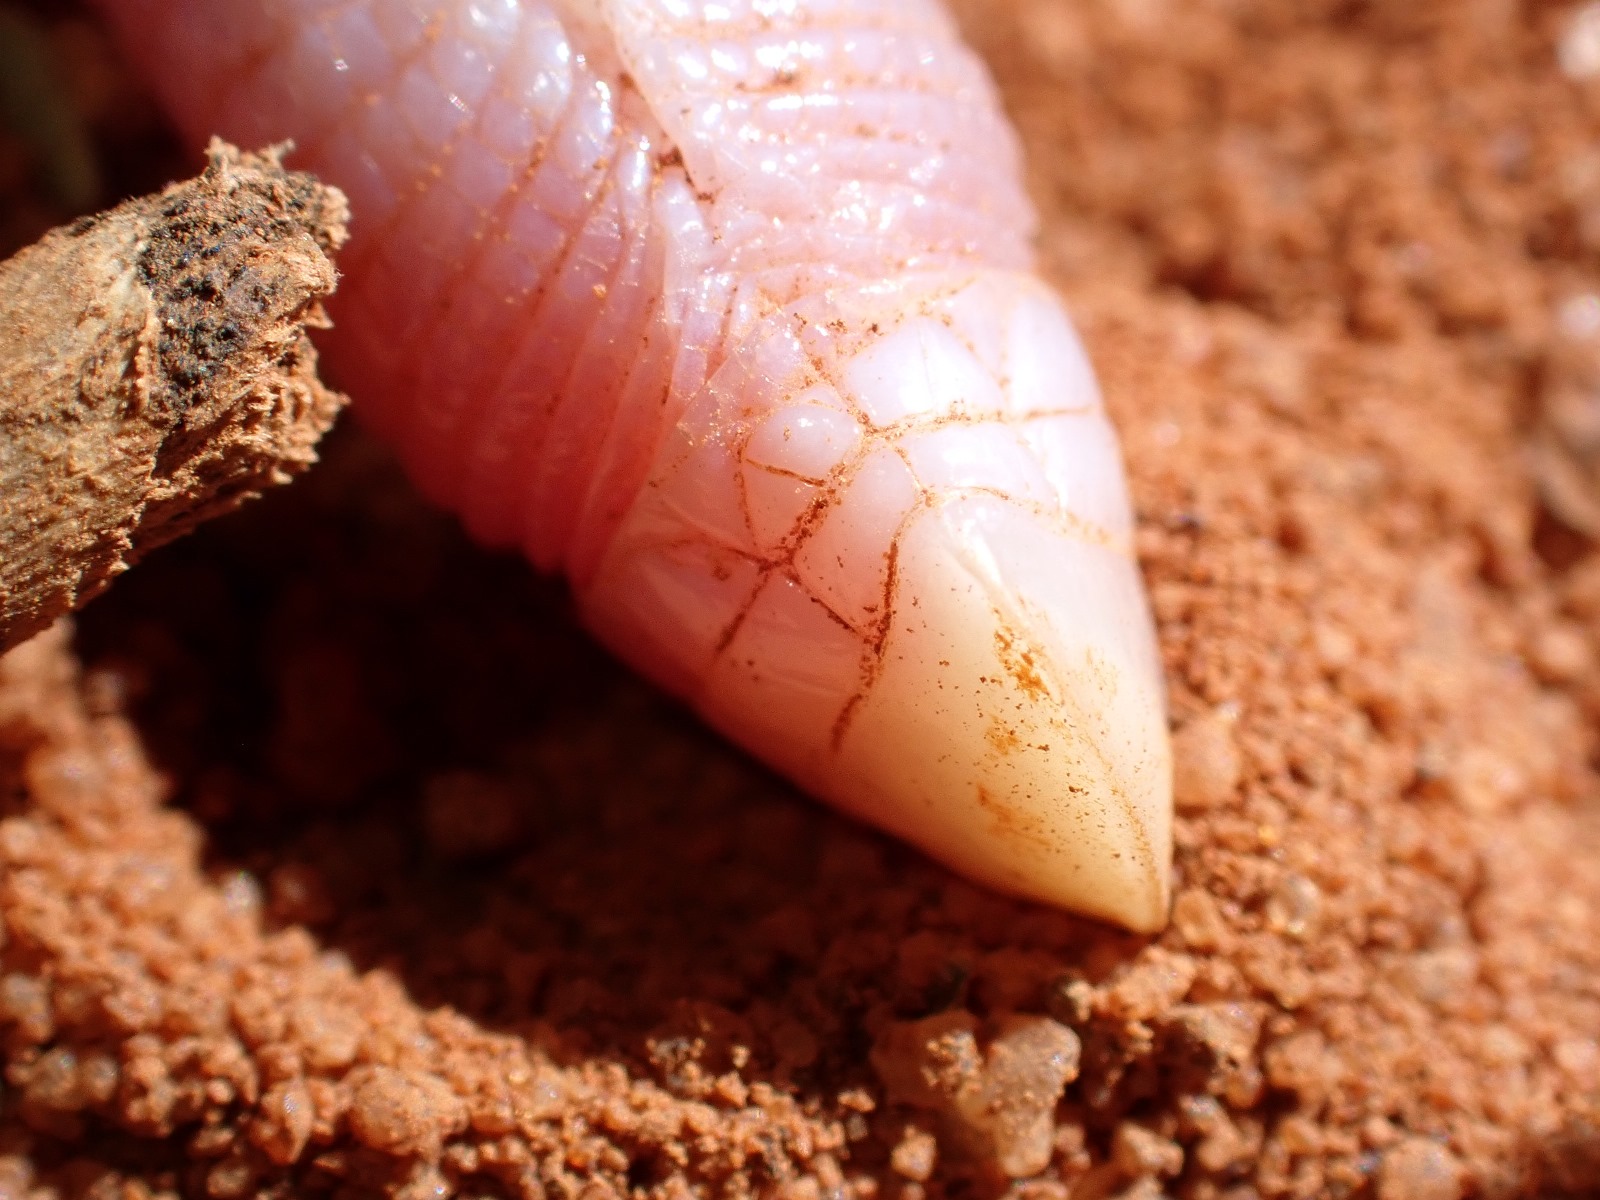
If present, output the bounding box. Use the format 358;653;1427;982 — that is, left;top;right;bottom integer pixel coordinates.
101;0;1173;930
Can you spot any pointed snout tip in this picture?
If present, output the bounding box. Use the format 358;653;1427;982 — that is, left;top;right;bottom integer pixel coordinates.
821;506;1175;934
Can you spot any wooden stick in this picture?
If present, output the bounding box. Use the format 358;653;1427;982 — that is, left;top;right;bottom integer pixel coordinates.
0;140;350;655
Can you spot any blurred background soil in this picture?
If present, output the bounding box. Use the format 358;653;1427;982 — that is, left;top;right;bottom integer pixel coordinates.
3;1;1600;1198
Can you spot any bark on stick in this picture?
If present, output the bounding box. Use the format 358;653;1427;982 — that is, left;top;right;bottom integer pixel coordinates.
0;140;350;654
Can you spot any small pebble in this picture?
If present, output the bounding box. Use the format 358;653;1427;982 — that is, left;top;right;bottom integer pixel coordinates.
1171;713;1242;810
1377;1138;1463;1200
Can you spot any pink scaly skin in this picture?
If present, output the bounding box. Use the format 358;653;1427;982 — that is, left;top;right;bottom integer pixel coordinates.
98;0;1173;931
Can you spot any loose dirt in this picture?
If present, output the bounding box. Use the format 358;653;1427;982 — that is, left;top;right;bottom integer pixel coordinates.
3;1;1600;1197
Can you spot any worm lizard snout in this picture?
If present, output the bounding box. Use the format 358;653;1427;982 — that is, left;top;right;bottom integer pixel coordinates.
97;0;1174;931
